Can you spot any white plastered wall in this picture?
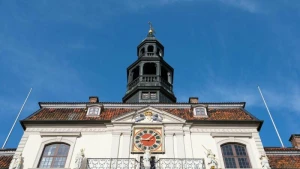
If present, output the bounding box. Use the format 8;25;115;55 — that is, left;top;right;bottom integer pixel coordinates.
19;124;265;169
190;126;264;169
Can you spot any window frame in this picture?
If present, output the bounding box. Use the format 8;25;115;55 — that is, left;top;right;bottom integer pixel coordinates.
221;143;252;168
38;143;70;168
86;106;101;117
193;107;207;117
33;136;78;169
141;92;157;100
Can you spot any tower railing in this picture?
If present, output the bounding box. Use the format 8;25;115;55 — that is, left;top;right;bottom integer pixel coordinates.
127;75;173;93
147;52;155;56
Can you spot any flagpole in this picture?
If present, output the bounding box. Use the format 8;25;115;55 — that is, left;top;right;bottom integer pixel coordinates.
2;88;32;149
257;86;284;147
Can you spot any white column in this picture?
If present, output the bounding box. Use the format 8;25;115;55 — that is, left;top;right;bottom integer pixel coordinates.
175;132;186;158
183;127;193;158
111;132;121;158
165;132;174;158
120;132;131;158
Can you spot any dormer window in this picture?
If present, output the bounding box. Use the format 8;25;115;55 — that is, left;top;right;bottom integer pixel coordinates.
193;107;207;117
87;107;101;117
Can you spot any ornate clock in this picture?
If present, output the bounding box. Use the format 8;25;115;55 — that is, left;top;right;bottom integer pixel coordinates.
132;127;164;153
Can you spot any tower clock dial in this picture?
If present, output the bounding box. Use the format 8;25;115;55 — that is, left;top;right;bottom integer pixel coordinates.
133;128;162;151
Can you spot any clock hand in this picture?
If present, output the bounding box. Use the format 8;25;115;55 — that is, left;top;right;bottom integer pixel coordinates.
146;133;157;140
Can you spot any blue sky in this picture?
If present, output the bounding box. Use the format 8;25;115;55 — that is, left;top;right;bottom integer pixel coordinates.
0;0;299;149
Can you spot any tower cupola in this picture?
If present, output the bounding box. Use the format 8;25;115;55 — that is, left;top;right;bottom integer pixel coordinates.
137;22;164;58
123;22;176;103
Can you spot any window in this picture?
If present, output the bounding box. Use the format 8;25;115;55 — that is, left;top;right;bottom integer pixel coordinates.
147;45;154;52
140;48;145;56
193;107;207;116
141;92;157;100
142;92;150;99
38;143;70;168
87;107;101;116
221;143;251;168
150;92;157;99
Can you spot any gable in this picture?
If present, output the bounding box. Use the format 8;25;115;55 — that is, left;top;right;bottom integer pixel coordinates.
111;106;186;123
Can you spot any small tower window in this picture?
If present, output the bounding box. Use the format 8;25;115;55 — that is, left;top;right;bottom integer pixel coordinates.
150;92;157;99
193;107;207;116
87;107;101;117
156;48;162;57
143;63;156;75
132;66;140;81
140;48;145;56
142;92;150;99
147;45;154;52
141;92;157;100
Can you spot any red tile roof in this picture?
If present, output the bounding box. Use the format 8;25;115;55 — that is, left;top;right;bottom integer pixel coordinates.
265;147;300;168
0;155;12;169
267;155;300;168
26;108;256;121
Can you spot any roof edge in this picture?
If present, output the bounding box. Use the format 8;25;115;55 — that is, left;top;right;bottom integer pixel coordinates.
38;102;246;109
20;120;111;130
187;120;263;131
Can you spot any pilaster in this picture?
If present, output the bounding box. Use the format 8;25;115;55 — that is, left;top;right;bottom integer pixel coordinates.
110;132;121;158
165;131;174;158
120;131;131;158
183;126;193;158
175;132;186;158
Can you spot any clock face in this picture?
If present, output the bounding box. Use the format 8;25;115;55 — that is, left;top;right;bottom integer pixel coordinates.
133;129;162;151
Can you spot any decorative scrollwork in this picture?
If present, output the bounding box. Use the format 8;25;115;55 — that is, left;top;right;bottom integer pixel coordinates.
156;158;205;169
87;158;138;169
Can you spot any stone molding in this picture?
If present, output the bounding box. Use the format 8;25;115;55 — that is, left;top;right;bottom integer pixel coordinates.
190;128;256;133
211;132;252;138
40;103;245;109
29;168;71;169
265;151;300;155
40;132;81;137
27;128;108;132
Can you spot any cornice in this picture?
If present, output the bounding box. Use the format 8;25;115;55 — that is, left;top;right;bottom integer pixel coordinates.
190;128;257;133
39;102;245;109
266;151;300;155
40;132;81;137
27;128;109;132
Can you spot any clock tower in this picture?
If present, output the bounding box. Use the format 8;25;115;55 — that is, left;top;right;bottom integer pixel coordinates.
123;23;176;103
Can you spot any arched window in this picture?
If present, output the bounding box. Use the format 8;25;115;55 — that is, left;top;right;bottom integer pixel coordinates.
143;63;156;75
221;143;251;168
140;48;145;56
38;143;70;168
147;45;154;52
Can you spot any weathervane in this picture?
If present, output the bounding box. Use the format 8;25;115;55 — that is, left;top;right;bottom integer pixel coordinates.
148;21;156;37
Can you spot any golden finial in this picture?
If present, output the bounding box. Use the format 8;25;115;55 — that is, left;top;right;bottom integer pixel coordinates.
148;21;155;37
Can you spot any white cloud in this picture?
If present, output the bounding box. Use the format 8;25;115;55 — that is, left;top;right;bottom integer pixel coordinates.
219;0;260;13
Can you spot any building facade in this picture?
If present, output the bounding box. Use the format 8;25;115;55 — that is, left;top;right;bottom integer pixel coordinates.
1;26;300;169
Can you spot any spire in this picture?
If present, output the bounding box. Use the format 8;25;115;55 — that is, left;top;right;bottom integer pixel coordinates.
147;21;156;37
